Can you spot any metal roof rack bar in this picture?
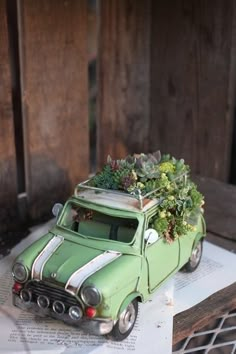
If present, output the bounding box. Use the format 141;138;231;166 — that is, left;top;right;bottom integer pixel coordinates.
74;172;188;210
74;179;142;205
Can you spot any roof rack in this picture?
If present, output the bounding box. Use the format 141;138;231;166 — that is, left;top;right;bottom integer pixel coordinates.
74;172;188;210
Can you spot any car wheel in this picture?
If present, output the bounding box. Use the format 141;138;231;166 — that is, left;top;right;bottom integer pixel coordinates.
183;240;203;272
107;299;138;341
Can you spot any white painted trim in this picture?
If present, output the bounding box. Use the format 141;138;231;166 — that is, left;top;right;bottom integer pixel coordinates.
31;235;64;280
65;250;122;295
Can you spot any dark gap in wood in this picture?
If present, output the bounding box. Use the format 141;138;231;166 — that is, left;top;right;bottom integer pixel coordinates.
89;59;97;173
206;233;236;253
6;0;25;194
230;106;236;185
88;0;97;173
207;230;236;243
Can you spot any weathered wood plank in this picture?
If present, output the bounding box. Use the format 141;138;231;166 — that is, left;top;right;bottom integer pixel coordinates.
18;0;89;219
194;175;236;240
0;0;18;231
97;0;151;167
173;231;236;345
173;282;236;345
206;232;236;253
150;0;234;181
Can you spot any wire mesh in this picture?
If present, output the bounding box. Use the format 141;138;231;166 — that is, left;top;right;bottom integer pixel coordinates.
173;309;236;354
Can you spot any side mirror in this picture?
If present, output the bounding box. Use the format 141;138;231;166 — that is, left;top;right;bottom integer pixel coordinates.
52;203;63;219
144;228;159;245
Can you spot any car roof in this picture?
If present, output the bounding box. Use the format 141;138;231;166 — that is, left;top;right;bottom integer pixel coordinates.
73;189;159;213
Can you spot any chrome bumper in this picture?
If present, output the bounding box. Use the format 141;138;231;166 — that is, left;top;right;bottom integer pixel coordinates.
13;294;114;335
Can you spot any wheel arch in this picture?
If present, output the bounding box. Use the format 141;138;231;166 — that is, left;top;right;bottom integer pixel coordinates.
119;292;143;315
193;232;204;250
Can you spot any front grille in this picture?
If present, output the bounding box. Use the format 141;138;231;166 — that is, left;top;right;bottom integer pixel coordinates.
25;281;79;309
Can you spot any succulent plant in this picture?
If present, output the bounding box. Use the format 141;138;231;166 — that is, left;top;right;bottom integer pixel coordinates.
121;173;136;191
91;165;118;190
135;155;160;181
159;161;175;174
89;151;204;243
124;155;136;169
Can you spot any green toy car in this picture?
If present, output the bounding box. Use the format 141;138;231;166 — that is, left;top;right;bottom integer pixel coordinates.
12;153;206;341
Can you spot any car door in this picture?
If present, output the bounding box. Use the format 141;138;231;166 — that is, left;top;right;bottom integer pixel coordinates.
145;217;180;292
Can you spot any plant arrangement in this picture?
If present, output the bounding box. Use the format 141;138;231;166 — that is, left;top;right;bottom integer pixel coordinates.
90;151;204;243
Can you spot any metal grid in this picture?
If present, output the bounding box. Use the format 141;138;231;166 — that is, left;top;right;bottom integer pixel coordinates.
173;309;236;354
75;173;188;210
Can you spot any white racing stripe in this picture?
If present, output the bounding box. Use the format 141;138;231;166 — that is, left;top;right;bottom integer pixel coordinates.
31;235;64;280
65;250;121;295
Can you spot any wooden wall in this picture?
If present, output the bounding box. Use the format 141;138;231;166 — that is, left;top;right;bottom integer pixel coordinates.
150;0;235;181
0;0;18;231
18;0;89;219
1;0;236;232
98;0;236;182
97;0;151;166
0;0;89;232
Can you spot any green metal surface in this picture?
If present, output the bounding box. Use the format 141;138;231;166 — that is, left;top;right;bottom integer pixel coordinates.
12;190;206;327
42;240;102;285
16;232;54;271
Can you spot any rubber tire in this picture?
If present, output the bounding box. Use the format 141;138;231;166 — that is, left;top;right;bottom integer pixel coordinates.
182;240;203;273
107;299;138;341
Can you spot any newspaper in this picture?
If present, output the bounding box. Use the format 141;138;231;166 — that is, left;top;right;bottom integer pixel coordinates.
174;242;236;314
0;220;235;354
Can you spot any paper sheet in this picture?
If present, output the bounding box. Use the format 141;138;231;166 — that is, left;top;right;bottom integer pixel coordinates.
174;242;236;314
0;220;235;354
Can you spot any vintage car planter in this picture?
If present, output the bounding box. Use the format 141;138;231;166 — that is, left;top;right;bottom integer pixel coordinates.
12;153;206;341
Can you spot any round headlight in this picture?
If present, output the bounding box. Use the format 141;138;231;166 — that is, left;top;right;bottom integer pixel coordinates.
81;285;101;307
12;263;28;283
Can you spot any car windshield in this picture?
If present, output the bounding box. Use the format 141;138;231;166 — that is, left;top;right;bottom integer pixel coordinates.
59;202;139;244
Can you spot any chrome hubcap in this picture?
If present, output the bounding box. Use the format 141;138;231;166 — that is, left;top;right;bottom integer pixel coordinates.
118;303;136;334
190;242;202;268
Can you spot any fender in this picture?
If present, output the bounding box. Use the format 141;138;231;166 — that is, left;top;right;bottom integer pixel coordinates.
119;292;143;315
193;233;205;250
200;213;206;236
192;214;206;249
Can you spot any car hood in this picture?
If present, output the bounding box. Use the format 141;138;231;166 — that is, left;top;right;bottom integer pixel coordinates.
29;235;141;295
37;238;105;284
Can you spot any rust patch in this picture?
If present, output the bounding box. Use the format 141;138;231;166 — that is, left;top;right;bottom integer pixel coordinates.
132;198;152;209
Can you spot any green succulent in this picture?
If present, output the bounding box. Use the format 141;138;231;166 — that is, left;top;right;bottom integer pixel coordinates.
159;161;175;174
90;151;204;243
136;162;160;181
134;152;161;181
91;165;118;190
153;217;169;235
